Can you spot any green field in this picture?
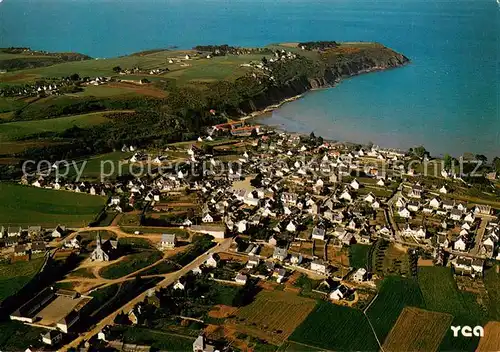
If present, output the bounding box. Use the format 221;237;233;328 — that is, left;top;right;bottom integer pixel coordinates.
99;250;163;279
0;97;28;113
348;244;371;269
417;266;487;351
484;265;500;320
122;326;193;351
0;183;105;227
68;151;134;180
0;50;265;84
0;257;45;302
366;276;425;341
0;111;114;142
289;301;379;351
0;321;45;351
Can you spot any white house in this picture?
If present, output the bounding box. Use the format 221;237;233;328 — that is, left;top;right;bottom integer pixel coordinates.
160;234;176;249
202;213;214;223
311;260;327;274
329;285;349;301
350;179;360;190
173;280;185;290
273;247;288;261
339;190;352;202
235;273;247;285
311;227;325;240
352;268;367;282
398;208;411;218
205;254;218;268
286;221;297;232
454;237;467;251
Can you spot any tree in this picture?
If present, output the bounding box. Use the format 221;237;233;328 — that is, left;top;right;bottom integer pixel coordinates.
444;154;454;170
475;154;487;163
112;66;122;73
69;73;80;81
413;145;428;159
309;131;316;140
493;157;500;173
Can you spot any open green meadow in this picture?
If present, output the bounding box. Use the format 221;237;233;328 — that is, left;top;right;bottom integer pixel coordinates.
366;276;425;341
99;238;161;279
0;183;105;227
417;266;487;351
0;257;45;302
0;111;113;142
289;301;379;351
99;250;163;279
67;151;134;180
0;97;28;113
0;49;267;84
121;326;193;351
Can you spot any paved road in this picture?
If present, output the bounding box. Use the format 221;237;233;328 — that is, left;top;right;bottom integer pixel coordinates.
59;238;232;351
472;217;489;255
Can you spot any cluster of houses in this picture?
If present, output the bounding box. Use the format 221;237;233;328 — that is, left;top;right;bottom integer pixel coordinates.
393;183;500;263
0;225;66;256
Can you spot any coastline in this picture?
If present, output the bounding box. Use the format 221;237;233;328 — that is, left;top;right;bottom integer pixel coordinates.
242;62;409;121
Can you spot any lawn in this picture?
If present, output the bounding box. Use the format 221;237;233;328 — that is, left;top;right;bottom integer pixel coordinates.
417;266;487;351
348;244;371;269
0;111;113;142
0;183;106;227
233;290;317;345
366;276;425;341
289;301;379;351
99;250;163;279
0;257;45;302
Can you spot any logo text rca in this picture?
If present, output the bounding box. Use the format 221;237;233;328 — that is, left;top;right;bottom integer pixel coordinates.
451;326;484;338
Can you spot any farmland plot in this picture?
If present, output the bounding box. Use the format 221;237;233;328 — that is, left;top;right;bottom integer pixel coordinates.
289;301;379;351
366;276;425;341
477;321;500;352
231;291;316;345
418;266;487;351
382;307;452;352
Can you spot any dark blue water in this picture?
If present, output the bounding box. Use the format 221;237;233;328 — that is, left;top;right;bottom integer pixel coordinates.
1;0;498;157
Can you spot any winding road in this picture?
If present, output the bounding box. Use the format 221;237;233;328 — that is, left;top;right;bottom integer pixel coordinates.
59;237;232;351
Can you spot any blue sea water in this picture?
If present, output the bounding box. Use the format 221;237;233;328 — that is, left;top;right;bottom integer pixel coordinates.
0;0;498;157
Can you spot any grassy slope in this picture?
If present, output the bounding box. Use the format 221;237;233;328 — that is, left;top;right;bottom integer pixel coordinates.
0;111;113;142
0;183;105;227
0;257;45;302
0;50;265;84
289;301;379;351
99;250;163;279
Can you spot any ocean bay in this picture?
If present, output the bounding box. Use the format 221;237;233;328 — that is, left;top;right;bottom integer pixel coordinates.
0;0;498;157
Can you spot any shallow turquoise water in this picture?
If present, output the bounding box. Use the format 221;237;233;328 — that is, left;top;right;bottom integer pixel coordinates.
0;0;498;157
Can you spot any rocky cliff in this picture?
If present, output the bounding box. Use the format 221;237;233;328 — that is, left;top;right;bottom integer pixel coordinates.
238;44;409;114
